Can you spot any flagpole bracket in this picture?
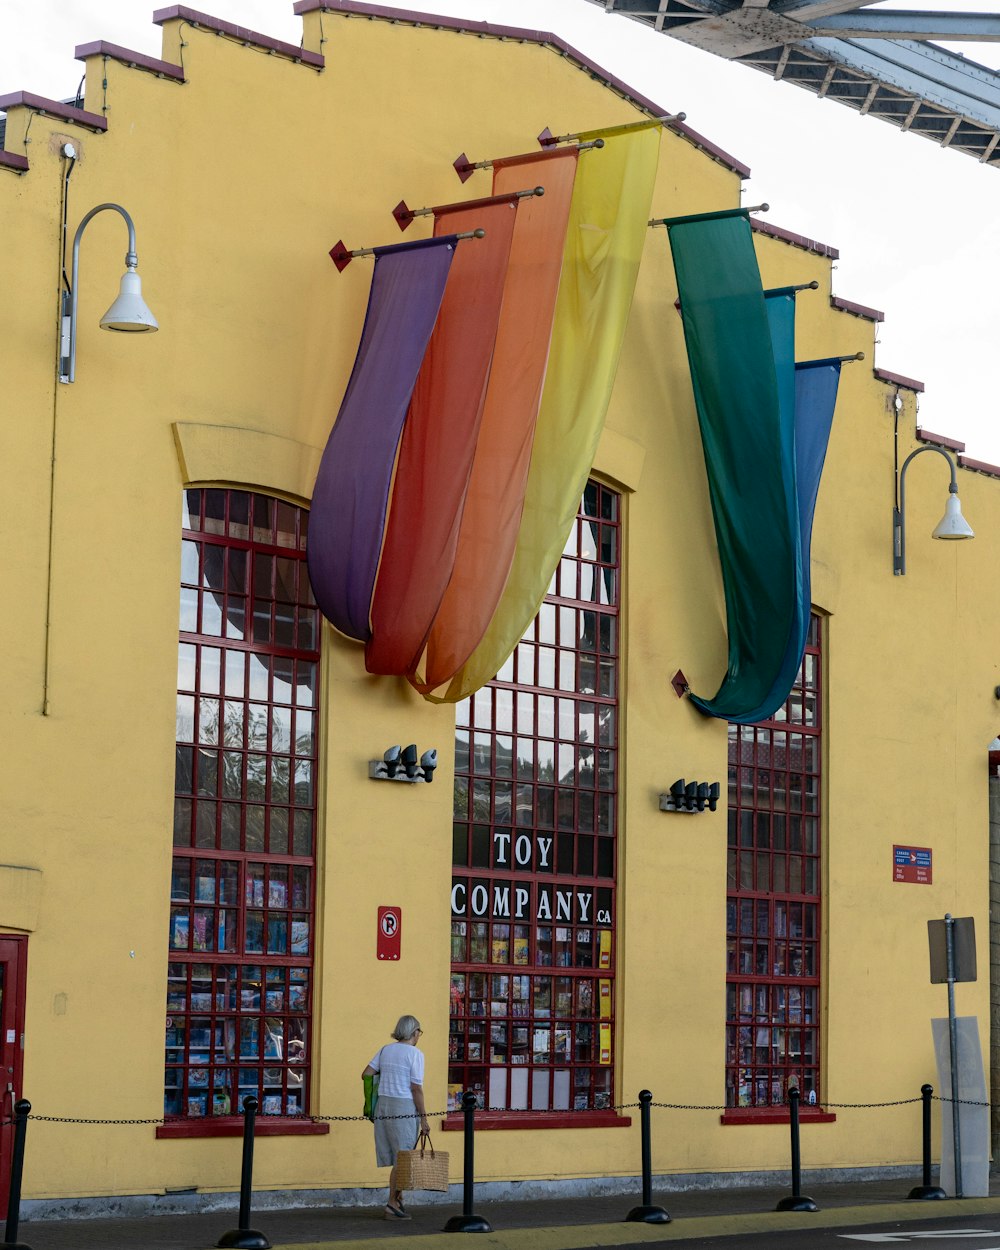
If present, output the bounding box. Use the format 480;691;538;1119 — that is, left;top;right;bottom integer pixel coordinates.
392;200;415;231
329;239;352;272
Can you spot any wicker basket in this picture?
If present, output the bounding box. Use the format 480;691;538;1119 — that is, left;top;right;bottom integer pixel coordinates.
395;1132;450;1192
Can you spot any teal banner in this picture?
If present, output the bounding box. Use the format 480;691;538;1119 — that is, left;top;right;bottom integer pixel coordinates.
666;218;839;723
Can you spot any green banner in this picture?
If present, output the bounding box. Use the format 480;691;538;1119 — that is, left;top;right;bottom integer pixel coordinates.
666;214;797;721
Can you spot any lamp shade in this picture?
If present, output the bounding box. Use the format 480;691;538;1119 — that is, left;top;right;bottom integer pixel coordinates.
100;267;158;333
931;492;974;541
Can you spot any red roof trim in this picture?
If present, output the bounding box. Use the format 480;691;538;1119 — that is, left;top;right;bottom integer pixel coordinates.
0;92;107;132
831;294;884;323
0;150;29;172
874;366;924;393
75;41;185;82
751;217;839;259
152;6;325;68
958;454;1000;479
293;1;750;177
917;428;965;454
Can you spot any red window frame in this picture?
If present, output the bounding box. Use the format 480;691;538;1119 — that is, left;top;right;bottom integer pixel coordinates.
723;614;831;1123
160;488;326;1137
448;482;628;1130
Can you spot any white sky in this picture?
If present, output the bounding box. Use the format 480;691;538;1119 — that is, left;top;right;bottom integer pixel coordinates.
3;0;999;461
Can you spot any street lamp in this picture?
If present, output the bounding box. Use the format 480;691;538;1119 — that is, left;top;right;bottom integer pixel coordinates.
892;445;973;576
59;201;158;383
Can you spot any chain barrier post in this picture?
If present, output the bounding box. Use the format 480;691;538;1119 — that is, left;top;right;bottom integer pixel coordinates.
2;1098;32;1250
775;1088;817;1212
625;1090;669;1223
217;1096;270;1249
908;1084;947;1200
443;1090;491;1233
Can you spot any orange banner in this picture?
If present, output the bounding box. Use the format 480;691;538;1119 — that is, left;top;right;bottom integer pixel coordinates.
365;199;517;674
409;147;579;692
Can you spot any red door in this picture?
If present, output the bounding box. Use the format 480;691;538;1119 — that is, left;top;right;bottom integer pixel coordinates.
0;937;27;1220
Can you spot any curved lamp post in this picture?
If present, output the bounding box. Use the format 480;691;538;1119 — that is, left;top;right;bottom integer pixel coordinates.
893;445;974;575
59;202;158;383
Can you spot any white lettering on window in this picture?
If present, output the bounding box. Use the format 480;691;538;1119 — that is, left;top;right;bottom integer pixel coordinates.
451;883;467;916
577;892;592;922
537;889;552;921
536;836;552;867
515;887;529;919
471;884;489;916
493;831;510;865
493;885;511;917
515;835;532;866
556;891;572;921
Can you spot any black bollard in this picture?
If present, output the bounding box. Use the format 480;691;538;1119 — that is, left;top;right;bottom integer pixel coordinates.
775;1088;818;1212
443;1090;492;1233
908;1084;947;1200
625;1090;670;1223
217;1096;270;1249
1;1098;32;1250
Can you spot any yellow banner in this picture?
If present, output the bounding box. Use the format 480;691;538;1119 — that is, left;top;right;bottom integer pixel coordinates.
428;126;661;704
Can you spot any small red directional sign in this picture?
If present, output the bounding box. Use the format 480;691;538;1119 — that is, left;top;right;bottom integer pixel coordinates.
893;844;932;885
377;906;402;960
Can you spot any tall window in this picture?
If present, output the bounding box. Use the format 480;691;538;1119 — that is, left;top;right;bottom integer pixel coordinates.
166;489;319;1123
725;614;822;1110
450;482;619;1120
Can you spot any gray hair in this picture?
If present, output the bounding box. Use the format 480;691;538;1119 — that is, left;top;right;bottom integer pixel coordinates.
392;1014;421;1041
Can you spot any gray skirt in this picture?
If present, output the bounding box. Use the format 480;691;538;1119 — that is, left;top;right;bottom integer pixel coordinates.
373;1094;419;1168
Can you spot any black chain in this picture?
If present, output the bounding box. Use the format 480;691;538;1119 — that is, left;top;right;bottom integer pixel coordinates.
818;1098;922;1109
21;1093;996;1126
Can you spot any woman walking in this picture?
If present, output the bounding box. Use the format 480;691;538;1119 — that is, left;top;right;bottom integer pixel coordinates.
362;1014;430;1219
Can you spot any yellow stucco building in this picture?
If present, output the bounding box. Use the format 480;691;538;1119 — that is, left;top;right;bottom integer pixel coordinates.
2;0;999;1216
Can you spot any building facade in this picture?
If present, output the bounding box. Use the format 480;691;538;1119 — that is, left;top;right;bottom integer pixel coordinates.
3;0;1000;1213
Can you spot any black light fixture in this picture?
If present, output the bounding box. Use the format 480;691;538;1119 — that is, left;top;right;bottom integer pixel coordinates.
659;779;720;814
369;745;438;784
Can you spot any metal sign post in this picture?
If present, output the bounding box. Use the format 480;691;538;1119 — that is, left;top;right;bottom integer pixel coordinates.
927;914;977;1198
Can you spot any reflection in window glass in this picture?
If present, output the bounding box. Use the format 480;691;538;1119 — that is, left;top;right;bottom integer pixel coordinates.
725;615;822;1111
168;490;318;1123
450;483;619;1115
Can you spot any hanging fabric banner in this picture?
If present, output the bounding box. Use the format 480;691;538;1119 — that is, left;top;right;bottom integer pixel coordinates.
666;209;798;722
306;235;458;640
364;198;519;675
407;147;580;693
420;123;661;703
728;355;841;724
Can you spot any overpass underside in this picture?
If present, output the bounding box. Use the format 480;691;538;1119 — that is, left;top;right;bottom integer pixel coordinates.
589;0;1000;166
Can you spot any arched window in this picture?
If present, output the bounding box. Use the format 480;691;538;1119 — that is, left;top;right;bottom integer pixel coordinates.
725;614;823;1114
165;489;318;1126
449;481;620;1124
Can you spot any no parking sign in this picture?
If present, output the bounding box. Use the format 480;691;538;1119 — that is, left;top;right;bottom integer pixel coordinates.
377;906;402;961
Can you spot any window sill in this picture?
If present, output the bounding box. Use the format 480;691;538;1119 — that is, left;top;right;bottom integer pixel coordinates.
156;1117;330;1139
720;1109;836;1126
441;1111;631;1131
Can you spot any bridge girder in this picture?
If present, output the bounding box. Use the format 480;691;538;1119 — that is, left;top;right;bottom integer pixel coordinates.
589;1;1000;166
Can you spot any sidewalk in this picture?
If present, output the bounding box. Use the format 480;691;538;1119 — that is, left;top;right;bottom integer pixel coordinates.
15;1174;1000;1250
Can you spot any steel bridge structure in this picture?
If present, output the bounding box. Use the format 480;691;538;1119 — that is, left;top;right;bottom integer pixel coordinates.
587;2;1000;166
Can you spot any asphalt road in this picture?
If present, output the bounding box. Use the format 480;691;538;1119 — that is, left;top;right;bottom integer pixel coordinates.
630;1212;1000;1249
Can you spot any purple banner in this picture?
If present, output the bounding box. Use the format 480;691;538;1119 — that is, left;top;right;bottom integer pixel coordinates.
307;237;457;639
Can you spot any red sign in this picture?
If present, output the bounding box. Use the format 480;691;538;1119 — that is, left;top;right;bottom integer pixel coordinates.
893;845;932;884
377;906;402;960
